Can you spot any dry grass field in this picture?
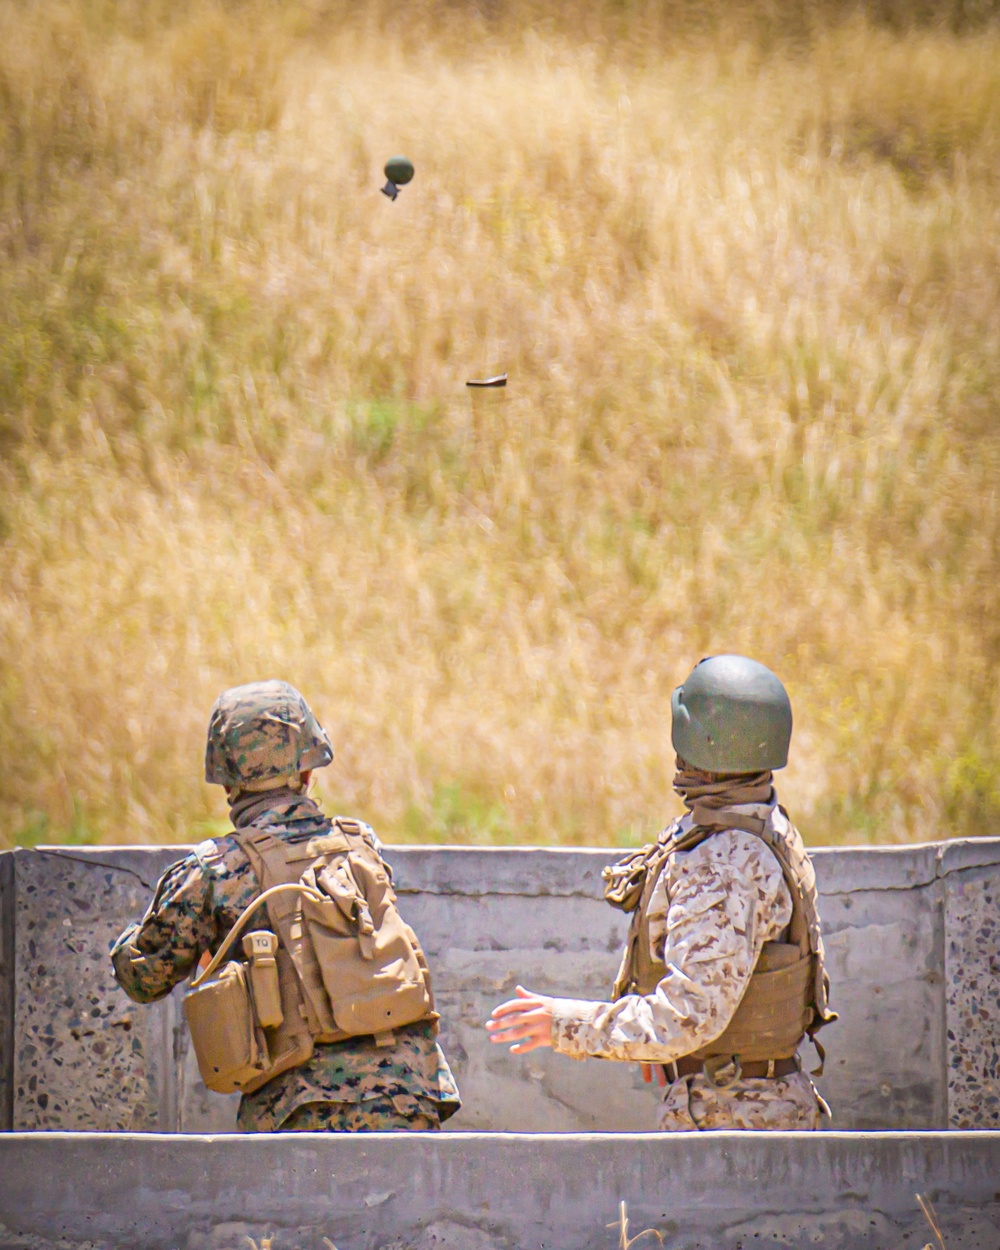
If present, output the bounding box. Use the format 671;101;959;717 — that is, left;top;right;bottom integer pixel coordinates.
1;0;999;848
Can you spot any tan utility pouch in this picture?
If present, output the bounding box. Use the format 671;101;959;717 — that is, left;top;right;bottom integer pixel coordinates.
183;960;267;1094
183;883;323;1095
243;931;283;1028
300;849;435;1037
236;940;315;1095
237;825;437;1049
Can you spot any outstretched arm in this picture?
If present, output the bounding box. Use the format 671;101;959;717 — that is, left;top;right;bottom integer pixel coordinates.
487;831;792;1063
486;985;555;1052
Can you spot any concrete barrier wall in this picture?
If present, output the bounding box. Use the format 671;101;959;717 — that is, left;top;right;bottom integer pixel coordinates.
0;854;12;1134
1;1130;998;1250
1;839;998;1134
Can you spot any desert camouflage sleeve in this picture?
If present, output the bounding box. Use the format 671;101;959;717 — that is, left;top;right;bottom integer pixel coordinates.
549;830;793;1062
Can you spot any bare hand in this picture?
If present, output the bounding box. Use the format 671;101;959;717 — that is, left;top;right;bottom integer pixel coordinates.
486;985;555;1054
641;1062;668;1087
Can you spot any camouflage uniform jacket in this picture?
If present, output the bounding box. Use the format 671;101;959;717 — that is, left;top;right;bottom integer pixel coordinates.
550;806;825;1130
110;796;461;1132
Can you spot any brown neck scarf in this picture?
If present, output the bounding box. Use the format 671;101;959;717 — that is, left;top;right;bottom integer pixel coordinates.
229;786;320;829
672;758;774;836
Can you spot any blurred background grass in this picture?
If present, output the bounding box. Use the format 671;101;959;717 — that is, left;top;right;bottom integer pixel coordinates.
2;0;998;848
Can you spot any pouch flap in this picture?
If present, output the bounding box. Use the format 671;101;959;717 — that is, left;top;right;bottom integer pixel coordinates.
756;941;804;972
302;861;359;931
746;953;813;996
332;981;432;1036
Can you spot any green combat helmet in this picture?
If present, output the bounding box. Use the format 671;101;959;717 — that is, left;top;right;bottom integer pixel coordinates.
671;655;792;774
205;680;334;791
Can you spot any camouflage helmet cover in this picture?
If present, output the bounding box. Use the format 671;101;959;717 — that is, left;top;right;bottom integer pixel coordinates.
670;655;792;773
205;680;334;788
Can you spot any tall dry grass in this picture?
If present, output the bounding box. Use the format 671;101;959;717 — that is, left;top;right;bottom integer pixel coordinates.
1;0;999;848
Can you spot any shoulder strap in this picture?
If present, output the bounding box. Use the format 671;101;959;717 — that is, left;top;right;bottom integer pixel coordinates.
609;828;678;999
676;808;767;841
675;807;816;962
189;881;324;988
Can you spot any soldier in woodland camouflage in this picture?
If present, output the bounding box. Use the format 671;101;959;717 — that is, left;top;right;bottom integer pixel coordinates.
111;680;460;1132
487;656;835;1132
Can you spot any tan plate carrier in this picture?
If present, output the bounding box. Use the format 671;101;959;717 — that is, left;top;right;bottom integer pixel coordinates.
605;805;836;1077
184;818;437;1095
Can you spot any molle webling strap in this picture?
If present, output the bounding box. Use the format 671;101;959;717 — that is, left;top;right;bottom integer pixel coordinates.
603;844;663;913
235;826;340;1039
604;824;680;999
684;805;768;837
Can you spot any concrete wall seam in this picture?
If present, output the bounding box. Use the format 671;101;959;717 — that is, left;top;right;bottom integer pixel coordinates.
0;853;13;1132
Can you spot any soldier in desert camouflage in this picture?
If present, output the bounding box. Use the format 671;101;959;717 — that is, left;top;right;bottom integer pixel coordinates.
111;680;460;1132
487;655;836;1131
